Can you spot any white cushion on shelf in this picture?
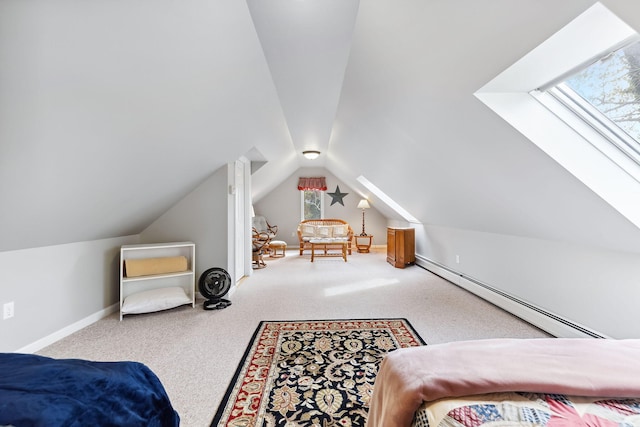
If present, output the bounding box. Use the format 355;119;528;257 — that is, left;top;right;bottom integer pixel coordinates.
122;286;191;315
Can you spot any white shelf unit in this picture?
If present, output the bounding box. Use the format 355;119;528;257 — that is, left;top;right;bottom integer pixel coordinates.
119;242;196;320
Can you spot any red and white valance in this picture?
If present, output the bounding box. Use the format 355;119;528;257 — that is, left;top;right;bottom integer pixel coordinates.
297;177;327;191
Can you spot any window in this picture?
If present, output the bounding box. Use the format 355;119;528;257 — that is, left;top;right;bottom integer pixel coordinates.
297;177;327;220
356;175;419;223
475;3;640;229
301;189;324;220
546;39;640;167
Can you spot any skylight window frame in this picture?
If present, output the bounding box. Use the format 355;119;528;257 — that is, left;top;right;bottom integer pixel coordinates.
554;83;640;156
476;2;640;230
530;35;640;183
529;83;640;183
549;83;640;164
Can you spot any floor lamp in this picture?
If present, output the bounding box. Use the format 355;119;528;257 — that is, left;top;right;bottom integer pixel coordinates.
357;199;370;236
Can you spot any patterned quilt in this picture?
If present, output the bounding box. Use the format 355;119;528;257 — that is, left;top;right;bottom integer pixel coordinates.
367;339;640;427
411;392;640;427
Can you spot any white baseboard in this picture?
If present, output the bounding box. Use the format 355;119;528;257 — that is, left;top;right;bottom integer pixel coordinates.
18;304;119;354
415;255;609;339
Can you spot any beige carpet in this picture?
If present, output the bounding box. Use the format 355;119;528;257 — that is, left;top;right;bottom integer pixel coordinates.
38;247;550;426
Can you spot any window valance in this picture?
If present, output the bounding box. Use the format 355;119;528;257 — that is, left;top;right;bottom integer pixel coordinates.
297;177;327;191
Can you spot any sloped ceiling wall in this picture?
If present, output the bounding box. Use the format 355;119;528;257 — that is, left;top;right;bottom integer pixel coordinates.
0;0;293;251
2;0;640;255
330;0;640;254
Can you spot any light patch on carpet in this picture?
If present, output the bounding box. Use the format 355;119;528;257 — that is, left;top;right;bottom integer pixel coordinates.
324;278;399;297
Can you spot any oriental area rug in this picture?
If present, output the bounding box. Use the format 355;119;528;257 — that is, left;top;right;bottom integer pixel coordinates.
211;318;426;427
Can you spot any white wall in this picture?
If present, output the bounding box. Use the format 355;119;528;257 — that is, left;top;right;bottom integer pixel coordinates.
253;167;388;248
0;164;232;353
0;235;138;352
417;224;640;339
141;165;229;282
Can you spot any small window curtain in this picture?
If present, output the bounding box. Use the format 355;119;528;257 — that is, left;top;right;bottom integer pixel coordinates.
297;177;327;191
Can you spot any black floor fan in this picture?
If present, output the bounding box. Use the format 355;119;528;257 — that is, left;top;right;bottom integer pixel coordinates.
199;267;232;310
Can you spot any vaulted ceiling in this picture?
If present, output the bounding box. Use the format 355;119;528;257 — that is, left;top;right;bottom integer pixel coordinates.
2;0;640;254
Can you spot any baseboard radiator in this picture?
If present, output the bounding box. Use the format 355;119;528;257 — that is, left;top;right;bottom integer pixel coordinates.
415;254;609;339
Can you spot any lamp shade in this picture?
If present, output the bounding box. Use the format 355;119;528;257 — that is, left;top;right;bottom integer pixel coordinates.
357;199;370;209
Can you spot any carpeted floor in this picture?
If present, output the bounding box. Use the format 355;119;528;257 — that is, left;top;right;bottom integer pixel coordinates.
38;247;550;426
212;318;425;426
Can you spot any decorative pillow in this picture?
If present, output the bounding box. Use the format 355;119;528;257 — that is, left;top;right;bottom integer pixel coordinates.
301;224;316;237
332;225;348;237
316;226;333;238
122;286;191;315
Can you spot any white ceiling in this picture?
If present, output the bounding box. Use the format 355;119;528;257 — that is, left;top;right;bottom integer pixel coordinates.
247;0;358;159
2;0;640;253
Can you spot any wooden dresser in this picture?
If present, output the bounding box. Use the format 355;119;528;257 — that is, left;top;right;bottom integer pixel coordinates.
386;227;415;268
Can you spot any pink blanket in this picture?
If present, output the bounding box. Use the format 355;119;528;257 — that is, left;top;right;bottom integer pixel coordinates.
366;338;640;427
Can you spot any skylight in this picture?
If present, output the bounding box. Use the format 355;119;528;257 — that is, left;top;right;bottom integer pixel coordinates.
546;39;640;167
475;2;640;230
356;175;420;223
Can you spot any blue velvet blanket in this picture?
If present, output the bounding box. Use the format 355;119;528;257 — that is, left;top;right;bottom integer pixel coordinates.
0;353;179;427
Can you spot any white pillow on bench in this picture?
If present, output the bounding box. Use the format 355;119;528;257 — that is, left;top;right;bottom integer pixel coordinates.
316;226;333;238
299;222;351;241
332;225;348;237
300;224;316;237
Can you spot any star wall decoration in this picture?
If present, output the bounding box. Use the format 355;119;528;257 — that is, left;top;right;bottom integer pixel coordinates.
327;185;348;206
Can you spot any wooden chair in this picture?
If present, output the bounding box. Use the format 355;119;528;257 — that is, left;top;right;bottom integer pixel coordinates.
252;216;278;239
252;215;278;257
252;230;271;269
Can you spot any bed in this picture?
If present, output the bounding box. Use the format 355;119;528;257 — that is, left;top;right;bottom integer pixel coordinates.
366;338;640;427
0;353;179;426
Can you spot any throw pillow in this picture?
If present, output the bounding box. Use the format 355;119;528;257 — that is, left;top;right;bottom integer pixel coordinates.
316;225;333;238
301;224;316;237
333;225;348;237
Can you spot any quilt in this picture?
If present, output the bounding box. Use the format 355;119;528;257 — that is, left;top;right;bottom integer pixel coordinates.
411;392;640;426
366;338;640;427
